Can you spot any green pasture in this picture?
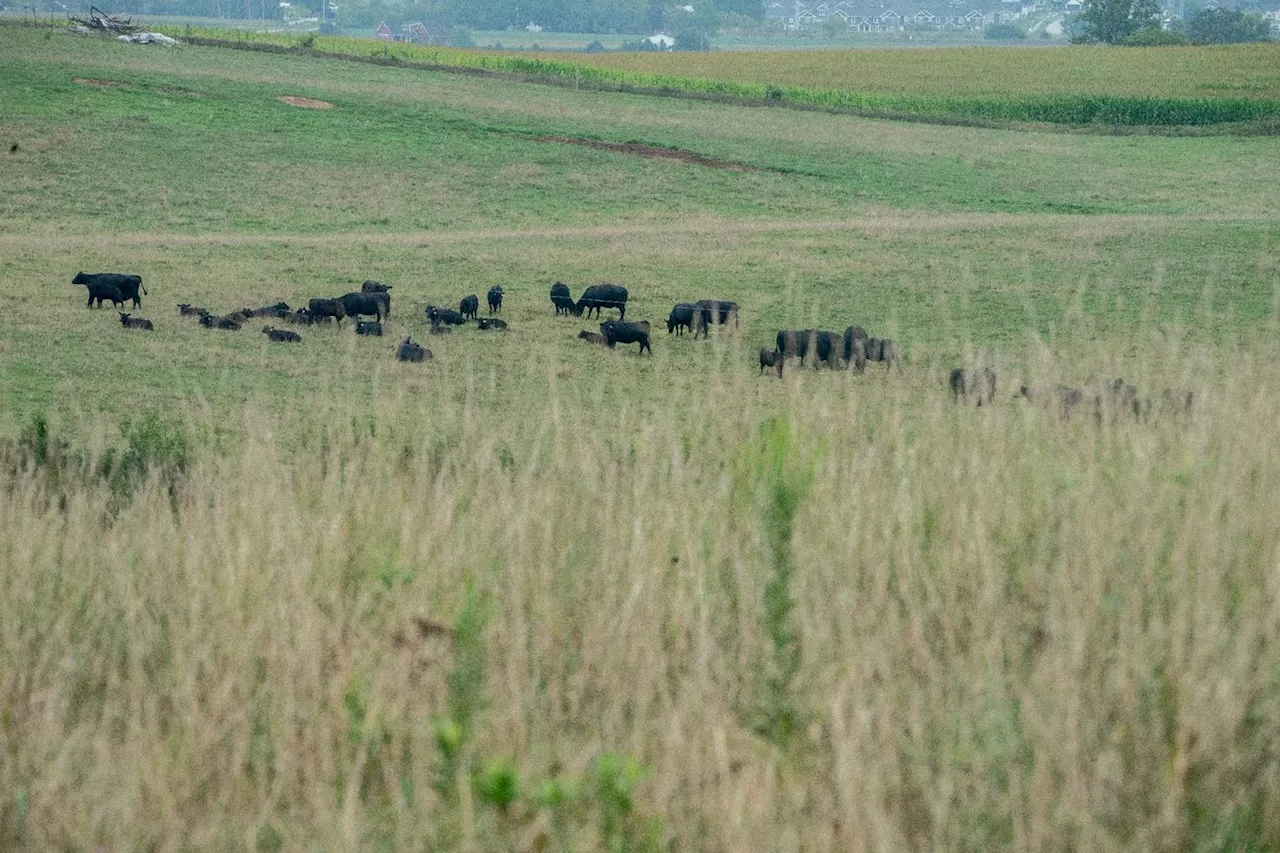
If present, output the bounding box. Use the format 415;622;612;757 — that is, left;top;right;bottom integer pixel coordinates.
0;25;1277;436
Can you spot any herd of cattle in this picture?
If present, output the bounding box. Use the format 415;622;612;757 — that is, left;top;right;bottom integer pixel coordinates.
70;271;1195;418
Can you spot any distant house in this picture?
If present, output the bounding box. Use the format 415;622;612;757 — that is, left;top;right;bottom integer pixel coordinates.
909;9;940;25
373;21;392;39
402;21;430;42
1063;0;1082;12
645;32;675;48
765;1;788;19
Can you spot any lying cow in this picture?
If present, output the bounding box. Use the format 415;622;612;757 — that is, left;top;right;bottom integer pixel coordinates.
396;337;431;363
241;301;291;319
73;272;146;308
600;320;651;354
262;326;301;342
477;317;507;331
355;321;383;336
428;322;452;335
198;311;242;331
425;305;466;326
119;313;154;331
578;330;605;345
177;303;206;316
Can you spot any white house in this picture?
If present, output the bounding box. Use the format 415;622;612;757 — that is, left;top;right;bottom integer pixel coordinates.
645;32;675;48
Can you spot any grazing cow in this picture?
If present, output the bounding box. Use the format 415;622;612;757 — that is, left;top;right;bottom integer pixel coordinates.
600;320;651;354
425;305;466;325
459;294;479;321
355;321;383;336
396;337;430;363
308;298;346;324
428;322;452;335
861;338;902;372
119;313;154;331
477;317;508;331
337;291;389;323
73;272;146;308
759;348;783;377
242;301;291;319
667;303;697;336
778;330;839;368
262;326;301;342
361;280;391;294
578;330;606;345
487;285;504;314
177;303;206;316
198;311;242;331
693;299;739;337
550;281;578;315
811;330;842;368
949;367;996;405
842;326;870;371
578;284;628;320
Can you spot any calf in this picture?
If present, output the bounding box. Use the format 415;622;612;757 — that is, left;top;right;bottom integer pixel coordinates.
355;321;383;337
425;305;466;325
477;317;507;331
487;285;504;314
396;337;431;363
459;294;479;321
73;272;146;308
199;311;242;331
361;280;391;294
550;281;578;316
119;313;155;331
667;303;697;336
428;322;452;335
78;281;125;309
262;326;301;342
308;298;347;324
949;367;996;405
600;320;651;354
242;301;291;319
759;348;783;377
177;303;206;316
578;330;606;345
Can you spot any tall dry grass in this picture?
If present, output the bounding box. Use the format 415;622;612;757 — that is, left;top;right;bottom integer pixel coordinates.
2;338;1279;853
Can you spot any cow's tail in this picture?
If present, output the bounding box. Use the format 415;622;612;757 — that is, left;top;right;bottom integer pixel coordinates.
140;279;148;296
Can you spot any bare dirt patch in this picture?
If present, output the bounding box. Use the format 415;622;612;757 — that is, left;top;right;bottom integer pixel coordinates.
535;136;757;171
278;95;334;109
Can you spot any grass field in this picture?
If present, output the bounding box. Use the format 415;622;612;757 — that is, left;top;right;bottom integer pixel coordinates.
3;25;1280;852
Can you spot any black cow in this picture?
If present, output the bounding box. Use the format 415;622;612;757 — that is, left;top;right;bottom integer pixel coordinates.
262;326;301;342
337;291;389;323
860;337;902;372
396;337;431;363
693;299;739;337
362;280;391;293
842;326;870;371
73;272;146;308
199;312;241;331
487;285;504;314
177;303;206;316
600;320;651;354
578;284;628;320
119;313;154;331
1017;384;1083;420
459;294;479;321
777;330;838;367
667;303;697;336
425;305;466;325
355;321;383;336
308;298;347;324
550;281;578;315
949;367;996;405
776;330;812;364
477;317;507;330
578;330;605;345
78;281;124;308
242;301;291;319
428;322;452;335
812;330;842;368
759;348;783;377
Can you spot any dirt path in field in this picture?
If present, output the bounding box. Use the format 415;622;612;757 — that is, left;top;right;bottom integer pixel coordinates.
0;212;1242;252
534;136;758;171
